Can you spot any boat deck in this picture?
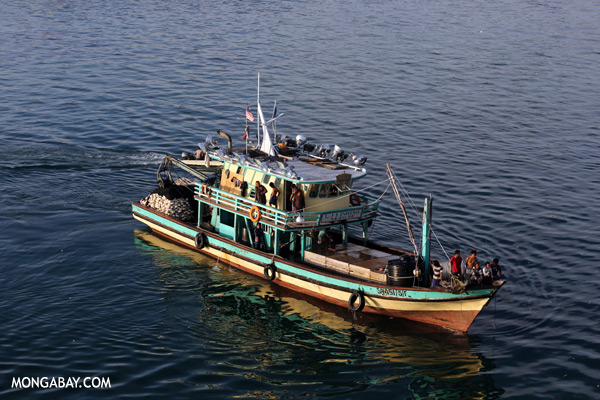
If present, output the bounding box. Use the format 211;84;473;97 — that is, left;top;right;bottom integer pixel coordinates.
304;243;400;284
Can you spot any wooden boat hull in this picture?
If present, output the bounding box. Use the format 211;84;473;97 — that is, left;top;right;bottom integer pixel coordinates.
132;202;503;332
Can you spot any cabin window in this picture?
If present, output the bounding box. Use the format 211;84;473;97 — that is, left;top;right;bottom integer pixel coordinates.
329;184;339;197
319;184;330;198
262;174;270;184
336;180;352;193
236;166;242;174
309;184;318;198
273;177;282;188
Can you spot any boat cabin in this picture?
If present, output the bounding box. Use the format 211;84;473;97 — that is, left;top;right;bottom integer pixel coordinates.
187;145;380;261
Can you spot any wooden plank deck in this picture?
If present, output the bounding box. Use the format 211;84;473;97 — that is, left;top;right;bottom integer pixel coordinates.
304;243;399;284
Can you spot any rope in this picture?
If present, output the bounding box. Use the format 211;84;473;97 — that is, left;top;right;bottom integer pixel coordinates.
374;181;391;202
388;168;451;263
387;166;419;257
432;229;451;263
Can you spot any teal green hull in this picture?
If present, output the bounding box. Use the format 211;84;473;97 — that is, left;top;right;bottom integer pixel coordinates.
133;202;504;332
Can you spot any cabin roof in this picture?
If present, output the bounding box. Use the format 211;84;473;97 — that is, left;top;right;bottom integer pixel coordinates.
285;158;366;183
216;154;367;183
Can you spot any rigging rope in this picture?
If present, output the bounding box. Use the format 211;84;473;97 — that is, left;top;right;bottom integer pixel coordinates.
386;164;420;257
387;165;451;263
432;229;451;263
374;181;392;202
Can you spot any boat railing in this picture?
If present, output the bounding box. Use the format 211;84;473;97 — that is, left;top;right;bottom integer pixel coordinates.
195;186;380;229
195;186;289;227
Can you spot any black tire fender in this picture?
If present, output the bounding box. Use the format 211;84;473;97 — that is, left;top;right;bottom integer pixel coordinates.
348;290;365;312
194;233;206;249
264;263;277;281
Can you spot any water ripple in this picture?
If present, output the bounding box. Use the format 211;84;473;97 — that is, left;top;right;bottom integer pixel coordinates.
1;0;600;398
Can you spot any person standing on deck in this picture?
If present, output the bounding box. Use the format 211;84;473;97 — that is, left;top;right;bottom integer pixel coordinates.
268;182;280;208
289;184;297;211
431;260;443;288
254;181;267;204
450;250;462;278
465;249;478;279
291;185;305;212
254;223;264;251
465;249;478;269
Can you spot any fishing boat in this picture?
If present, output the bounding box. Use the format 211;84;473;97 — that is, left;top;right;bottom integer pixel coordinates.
132;75;505;332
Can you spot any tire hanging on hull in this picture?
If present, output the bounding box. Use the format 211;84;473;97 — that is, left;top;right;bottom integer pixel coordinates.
348;290;365;312
195;233;206;249
264;263;277;281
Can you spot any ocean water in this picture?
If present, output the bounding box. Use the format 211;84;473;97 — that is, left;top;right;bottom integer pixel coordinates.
1;0;599;399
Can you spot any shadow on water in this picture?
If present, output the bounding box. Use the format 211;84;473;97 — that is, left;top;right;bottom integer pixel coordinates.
133;229;504;399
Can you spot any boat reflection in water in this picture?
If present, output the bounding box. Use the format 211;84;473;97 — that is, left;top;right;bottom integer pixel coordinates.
134;229;504;399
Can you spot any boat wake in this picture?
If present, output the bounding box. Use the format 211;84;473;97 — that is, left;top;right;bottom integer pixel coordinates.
0;143;165;171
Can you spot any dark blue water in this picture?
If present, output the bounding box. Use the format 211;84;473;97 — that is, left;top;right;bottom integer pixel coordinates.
1;1;599;399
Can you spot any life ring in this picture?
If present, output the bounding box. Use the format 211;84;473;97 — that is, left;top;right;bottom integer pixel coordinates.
264;263;277;281
194;233;206;249
348;290;365;312
349;194;361;207
249;206;261;223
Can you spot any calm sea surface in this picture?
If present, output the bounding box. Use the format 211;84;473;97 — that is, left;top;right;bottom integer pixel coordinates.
1;1;599;399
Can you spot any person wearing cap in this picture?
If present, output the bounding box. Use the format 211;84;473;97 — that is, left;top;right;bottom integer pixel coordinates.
431;260;443;288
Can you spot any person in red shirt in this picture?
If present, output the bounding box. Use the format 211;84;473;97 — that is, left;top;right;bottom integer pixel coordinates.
450;250;462;278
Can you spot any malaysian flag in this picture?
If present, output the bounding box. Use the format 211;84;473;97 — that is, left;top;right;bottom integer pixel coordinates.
245;105;254;122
